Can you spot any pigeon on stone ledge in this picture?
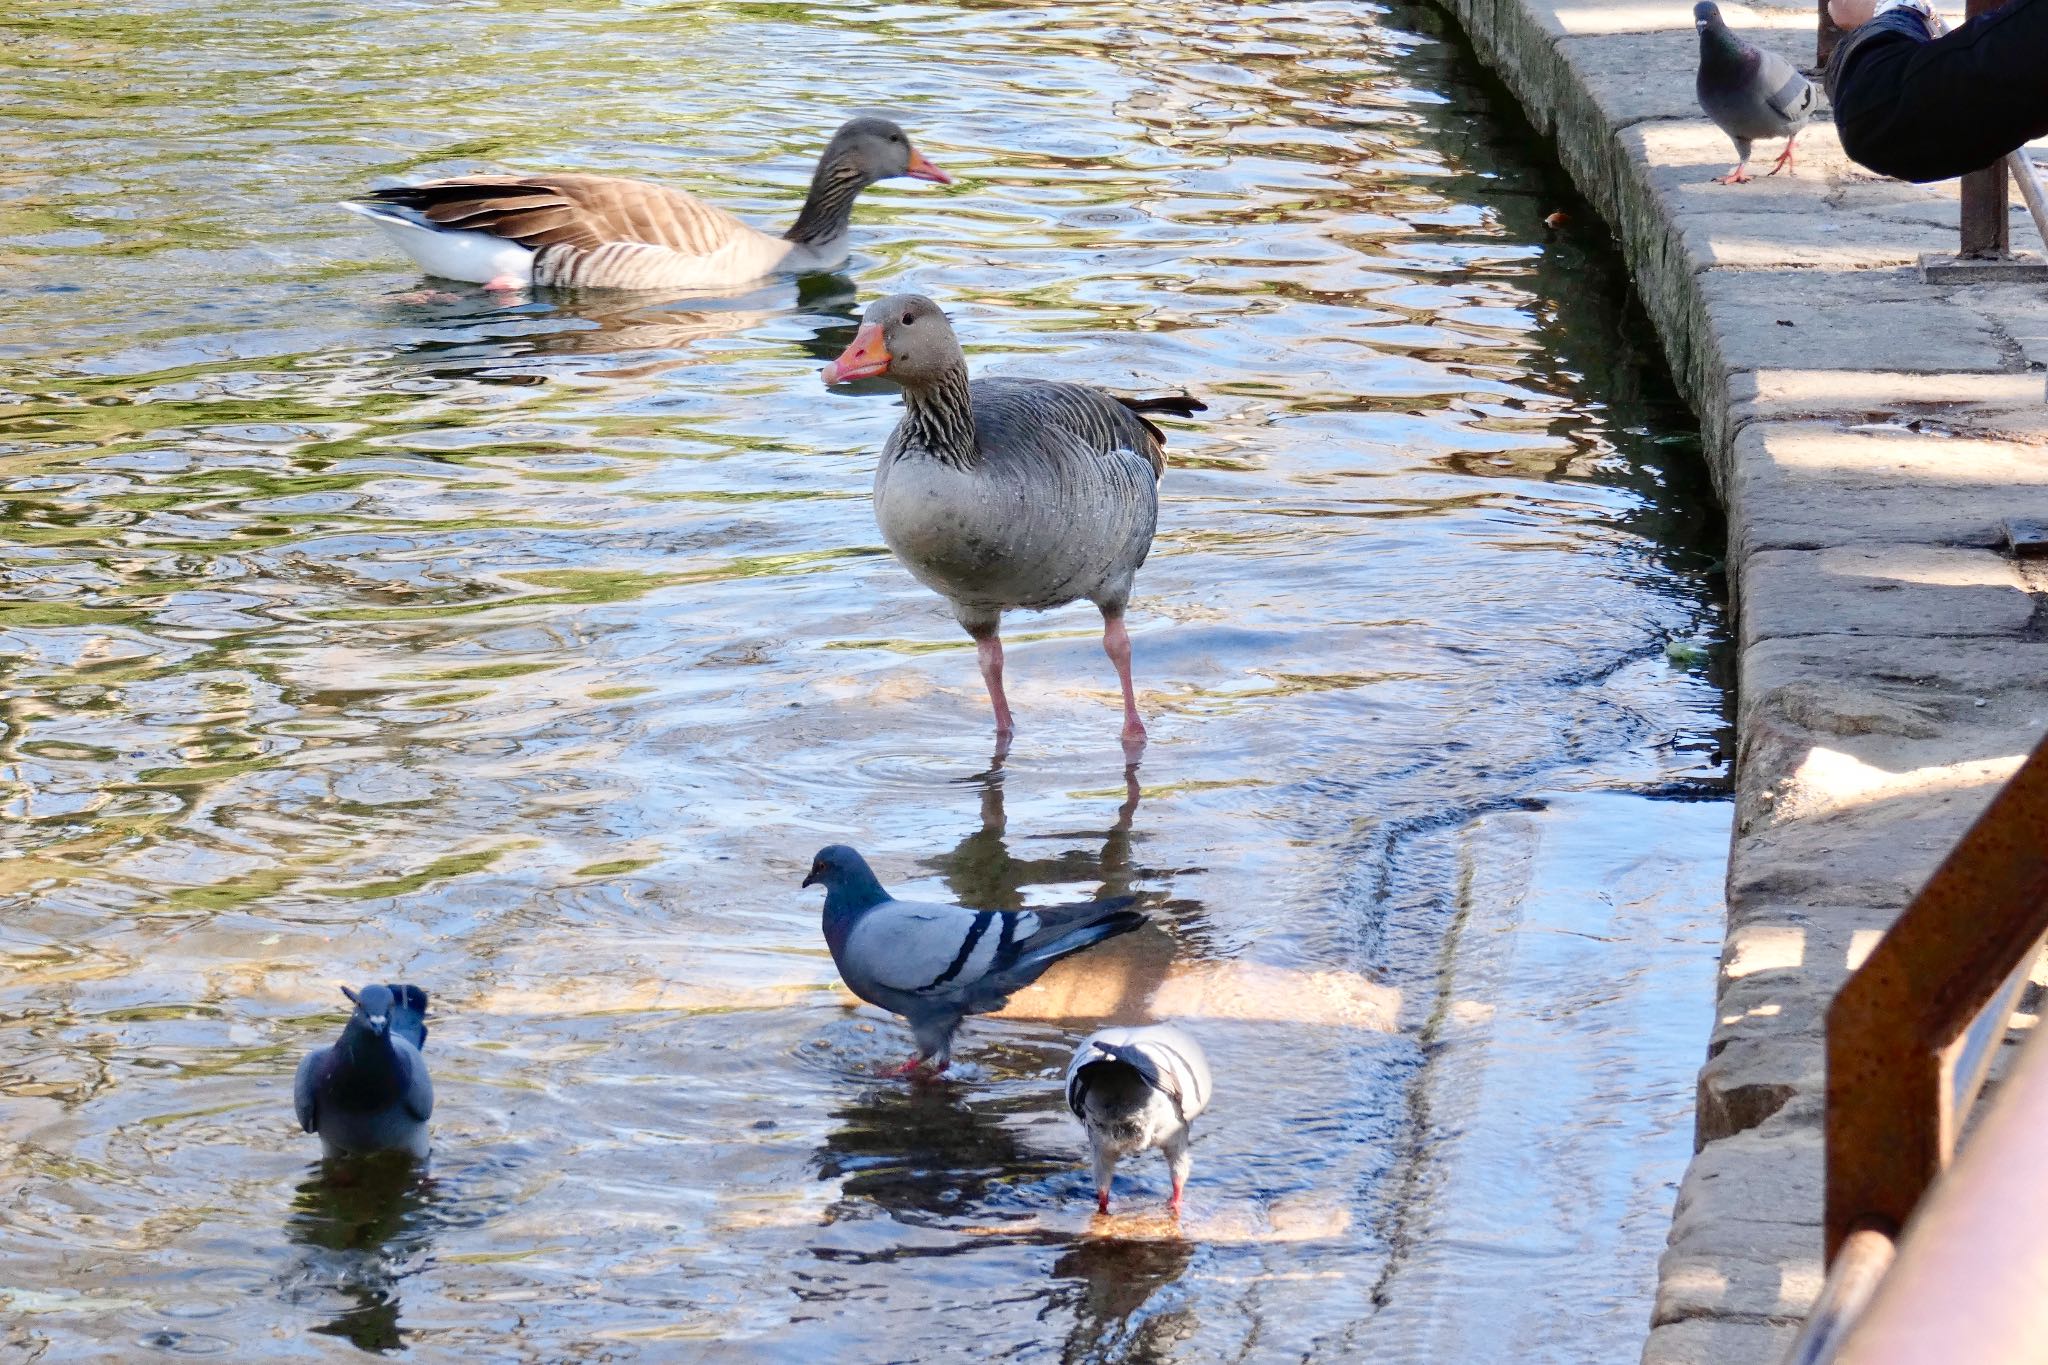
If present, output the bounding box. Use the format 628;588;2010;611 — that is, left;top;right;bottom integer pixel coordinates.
1695;1;1814;184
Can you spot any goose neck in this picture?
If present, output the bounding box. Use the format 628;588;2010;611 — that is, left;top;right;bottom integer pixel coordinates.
902;365;978;469
784;159;868;247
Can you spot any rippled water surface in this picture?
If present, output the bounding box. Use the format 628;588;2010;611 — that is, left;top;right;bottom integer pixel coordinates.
2;1;1732;1359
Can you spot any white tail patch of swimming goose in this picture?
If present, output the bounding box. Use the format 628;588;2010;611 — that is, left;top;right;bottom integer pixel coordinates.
821;293;1203;745
346;117;949;291
1065;1024;1212;1215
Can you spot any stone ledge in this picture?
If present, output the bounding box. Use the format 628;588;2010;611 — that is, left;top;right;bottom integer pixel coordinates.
1426;0;2048;1358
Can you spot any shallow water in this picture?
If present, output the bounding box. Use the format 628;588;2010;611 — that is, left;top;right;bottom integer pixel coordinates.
0;0;1731;1359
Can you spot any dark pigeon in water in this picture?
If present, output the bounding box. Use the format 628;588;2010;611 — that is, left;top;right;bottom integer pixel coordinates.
294;984;434;1159
1695;1;1815;183
1065;1024;1213;1215
802;845;1146;1076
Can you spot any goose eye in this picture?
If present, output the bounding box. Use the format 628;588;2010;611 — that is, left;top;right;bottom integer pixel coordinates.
901;312;916;326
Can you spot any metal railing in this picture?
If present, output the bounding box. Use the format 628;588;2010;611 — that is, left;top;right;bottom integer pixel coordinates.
1781;735;2048;1364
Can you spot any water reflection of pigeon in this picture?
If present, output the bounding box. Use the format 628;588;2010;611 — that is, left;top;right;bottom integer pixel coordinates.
1065;1025;1212;1214
803;844;1145;1075
294;984;435;1159
1695;1;1814;184
282;1156;436;1352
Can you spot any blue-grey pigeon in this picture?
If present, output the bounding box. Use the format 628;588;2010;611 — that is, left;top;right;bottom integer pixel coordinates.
294;984;434;1159
803;844;1146;1075
1065;1024;1213;1215
1695;1;1814;183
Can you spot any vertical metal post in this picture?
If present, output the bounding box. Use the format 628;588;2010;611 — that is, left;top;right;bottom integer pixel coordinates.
1956;0;2010;257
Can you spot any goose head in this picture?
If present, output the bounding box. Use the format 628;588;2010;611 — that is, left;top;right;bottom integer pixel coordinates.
821;293;962;386
820;117;951;187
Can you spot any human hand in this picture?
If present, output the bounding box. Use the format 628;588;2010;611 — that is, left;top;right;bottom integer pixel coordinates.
1827;0;1880;26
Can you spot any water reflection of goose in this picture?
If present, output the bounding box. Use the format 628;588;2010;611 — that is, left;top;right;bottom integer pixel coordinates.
280;1157;437;1353
920;750;1145;911
923;754;1401;1035
382;273;861;382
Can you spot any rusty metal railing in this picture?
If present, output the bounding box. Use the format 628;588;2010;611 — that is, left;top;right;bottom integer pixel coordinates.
1780;735;2048;1365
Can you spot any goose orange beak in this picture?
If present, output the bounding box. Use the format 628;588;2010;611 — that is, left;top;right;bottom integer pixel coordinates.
822;322;891;385
906;146;952;184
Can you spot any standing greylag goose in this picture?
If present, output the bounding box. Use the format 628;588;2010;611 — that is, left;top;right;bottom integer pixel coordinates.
822;294;1201;743
345;117;949;291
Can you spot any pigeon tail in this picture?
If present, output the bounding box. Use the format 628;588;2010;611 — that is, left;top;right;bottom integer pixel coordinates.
1008;905;1145;980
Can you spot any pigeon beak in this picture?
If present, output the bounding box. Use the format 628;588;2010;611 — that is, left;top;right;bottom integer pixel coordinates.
822;322;891;385
801;870;821;888
905;146;952;184
368;1013;389;1035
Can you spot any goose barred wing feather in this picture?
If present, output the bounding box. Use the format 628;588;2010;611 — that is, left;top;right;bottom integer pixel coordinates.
1065;1025;1213;1123
973;379;1179;479
363;174;754;257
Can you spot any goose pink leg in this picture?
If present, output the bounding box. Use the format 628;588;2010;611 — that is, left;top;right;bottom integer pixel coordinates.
1102;613;1146;742
975;632;1015;737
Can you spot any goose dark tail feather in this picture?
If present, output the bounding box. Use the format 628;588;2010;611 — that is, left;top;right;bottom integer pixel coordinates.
1117;394;1206;419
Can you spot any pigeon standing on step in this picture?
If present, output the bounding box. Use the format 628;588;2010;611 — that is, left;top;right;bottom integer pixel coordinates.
1694;1;1815;184
1066;1024;1213;1215
294;984;435;1159
802;845;1147;1076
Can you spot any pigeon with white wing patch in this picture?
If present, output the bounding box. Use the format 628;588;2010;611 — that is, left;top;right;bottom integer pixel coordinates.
1066;1023;1212;1215
803;845;1147;1076
1695;1;1815;184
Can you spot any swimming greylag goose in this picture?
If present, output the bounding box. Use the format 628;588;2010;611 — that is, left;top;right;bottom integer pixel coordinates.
822;294;1201;744
345;117;949;291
